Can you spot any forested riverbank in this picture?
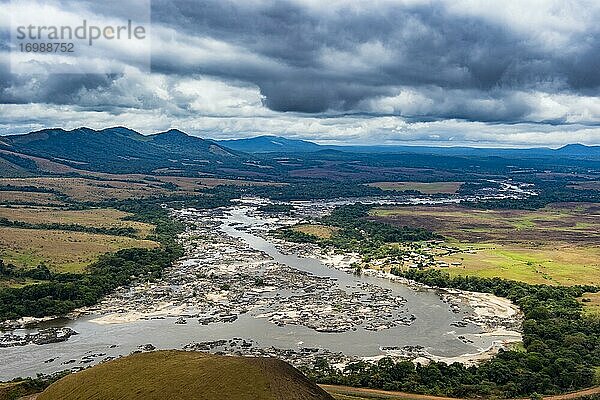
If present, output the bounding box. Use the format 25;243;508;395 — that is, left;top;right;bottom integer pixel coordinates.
305;269;600;398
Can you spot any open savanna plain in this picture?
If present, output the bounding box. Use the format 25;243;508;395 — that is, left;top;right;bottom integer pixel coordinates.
0;207;154;238
292;223;339;239
0;206;158;281
371;203;600;285
0;174;278;204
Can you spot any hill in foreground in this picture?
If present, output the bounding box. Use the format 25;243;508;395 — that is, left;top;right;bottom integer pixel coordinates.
38;350;334;400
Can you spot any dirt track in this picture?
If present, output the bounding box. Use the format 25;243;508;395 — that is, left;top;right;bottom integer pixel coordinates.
17;384;600;400
321;384;600;400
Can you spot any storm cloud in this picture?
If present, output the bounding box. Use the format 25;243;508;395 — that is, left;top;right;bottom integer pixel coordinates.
1;0;599;145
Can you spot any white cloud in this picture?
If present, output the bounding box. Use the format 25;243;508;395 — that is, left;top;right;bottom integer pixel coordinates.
1;0;599;147
2;103;600;147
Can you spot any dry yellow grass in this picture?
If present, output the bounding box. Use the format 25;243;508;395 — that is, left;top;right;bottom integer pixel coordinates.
0;206;154;238
293;224;338;239
0;227;157;273
371;203;600;245
366;181;463;194
0;191;63;205
150;175;283;190
581;292;600;316
0;177;170;202
0;175;281;203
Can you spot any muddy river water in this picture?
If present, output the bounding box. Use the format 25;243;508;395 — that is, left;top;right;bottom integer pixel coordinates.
0;205;521;380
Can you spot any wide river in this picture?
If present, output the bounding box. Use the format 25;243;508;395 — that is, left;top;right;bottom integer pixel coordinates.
0;206;519;380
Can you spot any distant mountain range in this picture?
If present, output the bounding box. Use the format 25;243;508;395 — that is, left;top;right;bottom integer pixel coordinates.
217;135;321;153
218;135;600;160
3;127;239;161
0;126;598;179
0;127;267;177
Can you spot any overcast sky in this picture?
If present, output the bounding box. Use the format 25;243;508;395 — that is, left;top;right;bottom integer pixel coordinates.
1;0;599;146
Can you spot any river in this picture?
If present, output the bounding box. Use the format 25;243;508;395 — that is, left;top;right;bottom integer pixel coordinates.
0;205;521;380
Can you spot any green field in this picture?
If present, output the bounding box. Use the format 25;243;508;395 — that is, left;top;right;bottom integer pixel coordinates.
292;224;339;239
440;244;600;285
371;203;600;285
581;292;600;317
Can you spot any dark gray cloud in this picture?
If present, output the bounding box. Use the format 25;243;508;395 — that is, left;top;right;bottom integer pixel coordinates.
147;0;599;117
1;0;599;144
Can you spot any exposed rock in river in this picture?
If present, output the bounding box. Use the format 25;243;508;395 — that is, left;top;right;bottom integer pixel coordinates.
0;327;78;347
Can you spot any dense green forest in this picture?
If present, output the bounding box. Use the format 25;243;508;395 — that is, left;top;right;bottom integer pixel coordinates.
304;269;600;398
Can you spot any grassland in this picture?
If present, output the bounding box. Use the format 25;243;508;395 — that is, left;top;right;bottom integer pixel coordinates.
38;350;334;400
0;174;279;204
0;227;157;273
0;206;158;275
0;206;154;238
366;181;463;194
0;191;63;205
292;224;339;239
0;177;171;202
581;292;600;317
371;203;600;285
569;181;600;191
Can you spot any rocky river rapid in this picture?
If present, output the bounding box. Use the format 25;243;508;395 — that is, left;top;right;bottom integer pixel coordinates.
0;200;523;380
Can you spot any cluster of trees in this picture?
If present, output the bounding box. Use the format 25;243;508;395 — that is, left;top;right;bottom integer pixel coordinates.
457;181;501;195
322;204;437;243
0;262;53;281
304;269;600;398
0;185;60;193
279;203;437;258
278;229;319;244
0;371;69;400
0;248;181;321
0;217;138;237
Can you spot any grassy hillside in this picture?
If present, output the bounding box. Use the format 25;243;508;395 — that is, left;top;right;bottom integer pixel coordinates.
38;351;334;400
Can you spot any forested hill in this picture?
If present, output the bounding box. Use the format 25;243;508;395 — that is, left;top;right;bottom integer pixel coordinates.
0;127;275;177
